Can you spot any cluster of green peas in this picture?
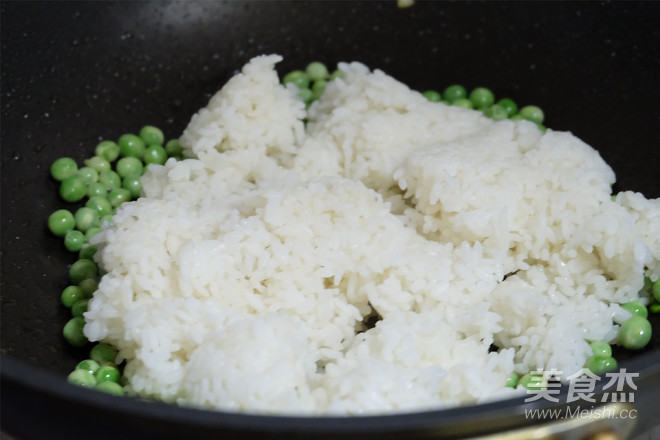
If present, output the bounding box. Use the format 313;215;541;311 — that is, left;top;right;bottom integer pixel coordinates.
282;61;343;106
48;126;182;394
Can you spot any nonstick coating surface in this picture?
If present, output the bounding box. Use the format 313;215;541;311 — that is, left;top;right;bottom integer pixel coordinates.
1;2;659;439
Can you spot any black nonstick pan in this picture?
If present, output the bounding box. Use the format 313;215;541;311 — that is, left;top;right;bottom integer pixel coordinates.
2;2;659;439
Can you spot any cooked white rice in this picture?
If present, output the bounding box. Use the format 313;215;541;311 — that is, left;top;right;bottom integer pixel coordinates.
84;54;660;415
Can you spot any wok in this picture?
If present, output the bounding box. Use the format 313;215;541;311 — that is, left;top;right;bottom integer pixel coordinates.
1;1;659;439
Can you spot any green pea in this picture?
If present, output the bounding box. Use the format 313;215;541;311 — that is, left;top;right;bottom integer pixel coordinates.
99;170;121;190
589;340;612;358
108;188;132;208
78;278;98;298
483;104;508;121
71;299;89;317
311;80;328;100
68;369;96;387
505;372;518;388
116;157;143;178
621;301;648;319
518;105;545;124
76;166;99;184
79;244;97;260
48;209;75;236
165;139;183;157
59;176;87;202
84;156;111;173
86;196;112;217
442;84;467;102
74;207;99;232
63;316;88;347
653;278;660;303
139;125;164;146
585;356;618;375
282;70;310;89
86;182;107;198
50;157;78;181
91;343;118;364
76;359;100;374
451;98;474;109
143;145;167;166
618;316;652;350
122;175;142;198
305;62;329;81
650;304;660;314
95;365;121;383
118;134;146;158
95;140;120;162
86;227;102;241
497;98;518;117
329;69;343;81
643;276;653;292
69;259;97;284
95;381;124;396
518;372;546;390
100;215;113;226
61;285;84;308
469;87;495;109
64;229;86;252
298;87;313;105
422;90;442;102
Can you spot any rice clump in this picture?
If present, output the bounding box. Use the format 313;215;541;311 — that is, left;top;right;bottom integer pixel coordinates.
84;54;660;415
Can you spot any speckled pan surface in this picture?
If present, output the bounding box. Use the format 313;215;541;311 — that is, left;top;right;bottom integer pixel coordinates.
1;1;659;439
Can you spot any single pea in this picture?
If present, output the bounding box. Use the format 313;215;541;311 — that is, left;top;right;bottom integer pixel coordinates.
71;299;89;317
64;229;86;252
422;90;442;102
108;188;132;208
139;125;165;146
483;104;508;121
95;381;124;396
442;84;467;102
48;209;75;237
91;343;118;364
74;207;99;232
116;157;144;178
84;156;111;173
100;215;113;226
63;316;88;347
311;80;328;100
76;359;100;374
652;278;660;303
122;175;142;199
329;69;343;81
452;98;474;109
590;340;612;358
518;372;546;390
78;278;98;298
99;169;121;190
67;369;96;387
282;70;310;89
298;87;314;105
519;105;545;124
621;301;648;319
165;139;183;157
505;372;518;388
59;176;87;202
95;140;120;162
50;157;78;181
69;259;97;284
79;244;97;260
618;316;652;350
95;365;121;383
306;62;329;81
643;276;653;291
76;166;99;184
497;98;518;117
86;227;102;240
61;285;84;308
86;182;107;198
143;145;167;166
86;196;112;217
469;87;495;109
650;304;660;314
510;114;525;121
118;133;146;158
585;356;618;375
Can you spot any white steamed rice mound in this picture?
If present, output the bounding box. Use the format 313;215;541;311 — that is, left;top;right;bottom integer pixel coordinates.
84;54;660;415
